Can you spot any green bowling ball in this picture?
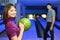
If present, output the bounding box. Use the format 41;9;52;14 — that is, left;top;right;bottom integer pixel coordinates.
19;18;31;31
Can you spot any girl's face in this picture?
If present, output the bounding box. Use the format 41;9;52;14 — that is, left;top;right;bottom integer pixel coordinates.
8;6;16;18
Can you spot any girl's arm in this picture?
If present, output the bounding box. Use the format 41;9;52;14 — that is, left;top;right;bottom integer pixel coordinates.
18;22;24;40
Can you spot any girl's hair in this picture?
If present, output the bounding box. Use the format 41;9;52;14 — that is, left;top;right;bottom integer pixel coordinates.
3;4;16;24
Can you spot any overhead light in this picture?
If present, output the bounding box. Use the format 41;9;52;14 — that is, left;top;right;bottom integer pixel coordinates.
0;0;17;5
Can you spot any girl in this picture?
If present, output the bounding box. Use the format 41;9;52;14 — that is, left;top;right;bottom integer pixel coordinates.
3;4;24;40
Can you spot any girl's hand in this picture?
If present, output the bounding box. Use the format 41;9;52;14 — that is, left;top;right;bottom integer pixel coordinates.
19;22;24;30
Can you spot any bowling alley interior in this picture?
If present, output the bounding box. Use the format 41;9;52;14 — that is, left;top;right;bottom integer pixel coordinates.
0;0;60;40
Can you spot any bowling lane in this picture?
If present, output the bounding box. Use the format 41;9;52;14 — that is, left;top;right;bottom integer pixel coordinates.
37;18;50;37
38;18;60;40
54;21;60;30
55;21;60;26
23;20;38;40
0;19;5;33
37;18;47;29
0;19;4;24
0;24;5;33
0;37;9;40
35;19;44;37
54;27;60;40
23;19;51;40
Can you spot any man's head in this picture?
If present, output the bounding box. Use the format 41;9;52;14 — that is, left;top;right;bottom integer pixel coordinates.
46;3;52;10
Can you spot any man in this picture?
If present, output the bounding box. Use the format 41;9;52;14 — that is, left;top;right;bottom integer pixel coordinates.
44;3;55;40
